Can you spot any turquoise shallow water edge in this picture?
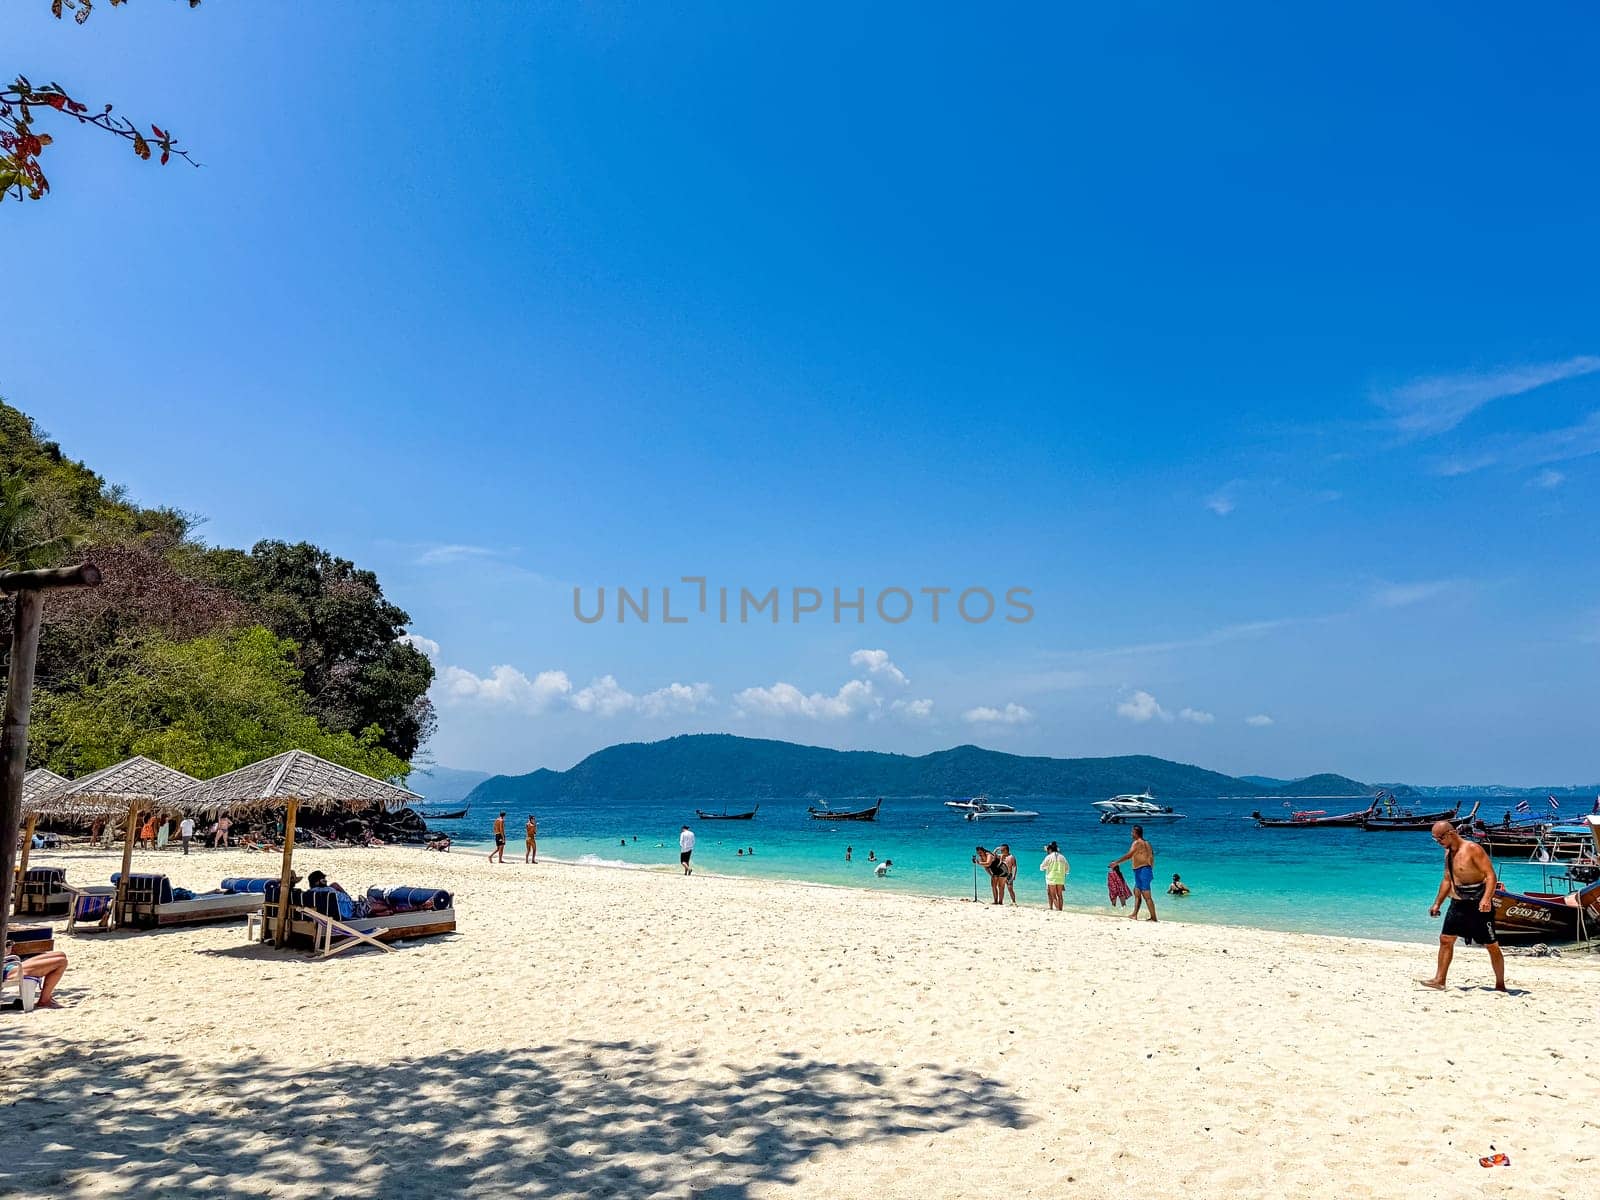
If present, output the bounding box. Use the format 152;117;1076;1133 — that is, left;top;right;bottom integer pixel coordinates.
432;794;1587;944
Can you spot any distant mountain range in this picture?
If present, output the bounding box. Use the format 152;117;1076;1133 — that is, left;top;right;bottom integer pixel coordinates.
462;734;1399;806
408;765;491;802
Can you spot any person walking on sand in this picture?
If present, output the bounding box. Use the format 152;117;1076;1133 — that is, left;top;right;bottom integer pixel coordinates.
524;814;538;864
679;825;696;875
489;812;507;863
178;815;195;856
1422;820;1506;992
1109;826;1157;921
212;815;231;849
1040;842;1069;910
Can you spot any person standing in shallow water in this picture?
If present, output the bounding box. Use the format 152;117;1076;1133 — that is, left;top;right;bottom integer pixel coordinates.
1109;825;1157;921
524;814;538;864
1423;820;1506;992
679;825;696;875
489;812;507;864
1040;842;1069;910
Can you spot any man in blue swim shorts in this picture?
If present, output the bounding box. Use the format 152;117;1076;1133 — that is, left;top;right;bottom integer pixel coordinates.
1109;825;1158;922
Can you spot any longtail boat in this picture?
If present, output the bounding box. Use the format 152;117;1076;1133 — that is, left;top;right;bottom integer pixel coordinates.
1362;801;1475;832
1490;880;1600;944
1471;821;1596;861
1252;798;1378;828
416;806;469;820
695;805;759;821
807;798;882;822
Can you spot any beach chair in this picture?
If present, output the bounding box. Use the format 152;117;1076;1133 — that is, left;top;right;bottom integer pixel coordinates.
113;873;264;930
17;867;70;916
1;959;43;1013
65;887;116;934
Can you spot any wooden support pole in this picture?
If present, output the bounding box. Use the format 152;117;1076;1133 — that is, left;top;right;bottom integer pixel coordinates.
273;798;300;947
13;812;38;914
0;589;45;936
117;806;140;927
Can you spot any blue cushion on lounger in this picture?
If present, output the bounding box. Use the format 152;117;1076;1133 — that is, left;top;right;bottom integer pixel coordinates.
220;877;276;894
6;925;49;943
365;886;451;912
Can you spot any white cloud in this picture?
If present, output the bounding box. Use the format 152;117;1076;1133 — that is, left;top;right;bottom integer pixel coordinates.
1178;707;1215;724
849;648;909;687
891;698;935;720
734;679;876;720
569;675;639;717
638;681;714;717
962;703;1034;725
1245;713;1275;727
413;543;506;566
399;633;441;661
1116;690;1171;723
1374;356;1600;437
1530;468;1567;490
1204;482;1240;516
439;664;572;712
1433;410;1600;478
1372;579;1461;609
569;675;713;717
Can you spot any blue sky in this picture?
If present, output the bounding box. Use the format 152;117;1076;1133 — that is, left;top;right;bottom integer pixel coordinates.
8;3;1599;782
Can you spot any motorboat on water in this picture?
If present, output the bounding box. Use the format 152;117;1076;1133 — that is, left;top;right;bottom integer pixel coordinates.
960;803;1036;825
1092;791;1186;824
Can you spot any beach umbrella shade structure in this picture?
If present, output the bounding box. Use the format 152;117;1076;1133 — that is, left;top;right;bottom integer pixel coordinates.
9;768;68;909
27;756;199;916
164;750;421;946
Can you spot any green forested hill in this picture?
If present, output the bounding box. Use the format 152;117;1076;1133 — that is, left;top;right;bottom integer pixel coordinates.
466;733;1384;803
0;400;431;780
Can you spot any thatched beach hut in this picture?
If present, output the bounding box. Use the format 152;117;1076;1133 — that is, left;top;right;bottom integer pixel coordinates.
33;756;199;906
164;750;420;945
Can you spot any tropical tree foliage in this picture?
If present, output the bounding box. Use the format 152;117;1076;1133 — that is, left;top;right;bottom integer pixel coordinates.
31;627;410;782
0;398;434;778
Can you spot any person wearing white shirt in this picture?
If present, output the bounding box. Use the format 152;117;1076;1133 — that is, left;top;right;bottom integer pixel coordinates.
178;816;196;856
679;826;696;875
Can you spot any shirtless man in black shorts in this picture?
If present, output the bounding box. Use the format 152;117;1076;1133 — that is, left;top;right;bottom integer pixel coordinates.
1422;819;1506;992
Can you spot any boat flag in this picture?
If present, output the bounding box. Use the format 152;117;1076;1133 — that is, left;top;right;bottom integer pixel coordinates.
1548;795;1561;810
1516;799;1531;814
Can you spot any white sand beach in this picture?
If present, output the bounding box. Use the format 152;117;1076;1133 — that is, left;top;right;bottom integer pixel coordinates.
4;844;1597;1199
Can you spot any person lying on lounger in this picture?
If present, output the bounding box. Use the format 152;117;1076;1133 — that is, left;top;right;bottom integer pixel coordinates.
3;949;69;1008
306;871;393;919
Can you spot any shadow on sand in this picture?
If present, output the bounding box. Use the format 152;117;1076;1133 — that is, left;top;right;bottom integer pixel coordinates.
0;1033;1030;1197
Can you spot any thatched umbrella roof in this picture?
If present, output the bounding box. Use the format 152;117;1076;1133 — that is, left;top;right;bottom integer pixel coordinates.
25;755;197;821
21;767;68;806
167;750;420;817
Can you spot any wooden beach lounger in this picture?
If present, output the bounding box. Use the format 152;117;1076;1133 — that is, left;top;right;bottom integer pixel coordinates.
5;925;55;957
257;885;456;957
17;867;71;916
114;874;264;930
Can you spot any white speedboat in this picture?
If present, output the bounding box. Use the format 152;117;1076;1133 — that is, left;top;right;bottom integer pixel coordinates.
953;803;1043;825
1092;792;1186;824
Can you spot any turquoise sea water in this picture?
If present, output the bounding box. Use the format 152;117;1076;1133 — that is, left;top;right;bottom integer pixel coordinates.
434;795;1583;943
